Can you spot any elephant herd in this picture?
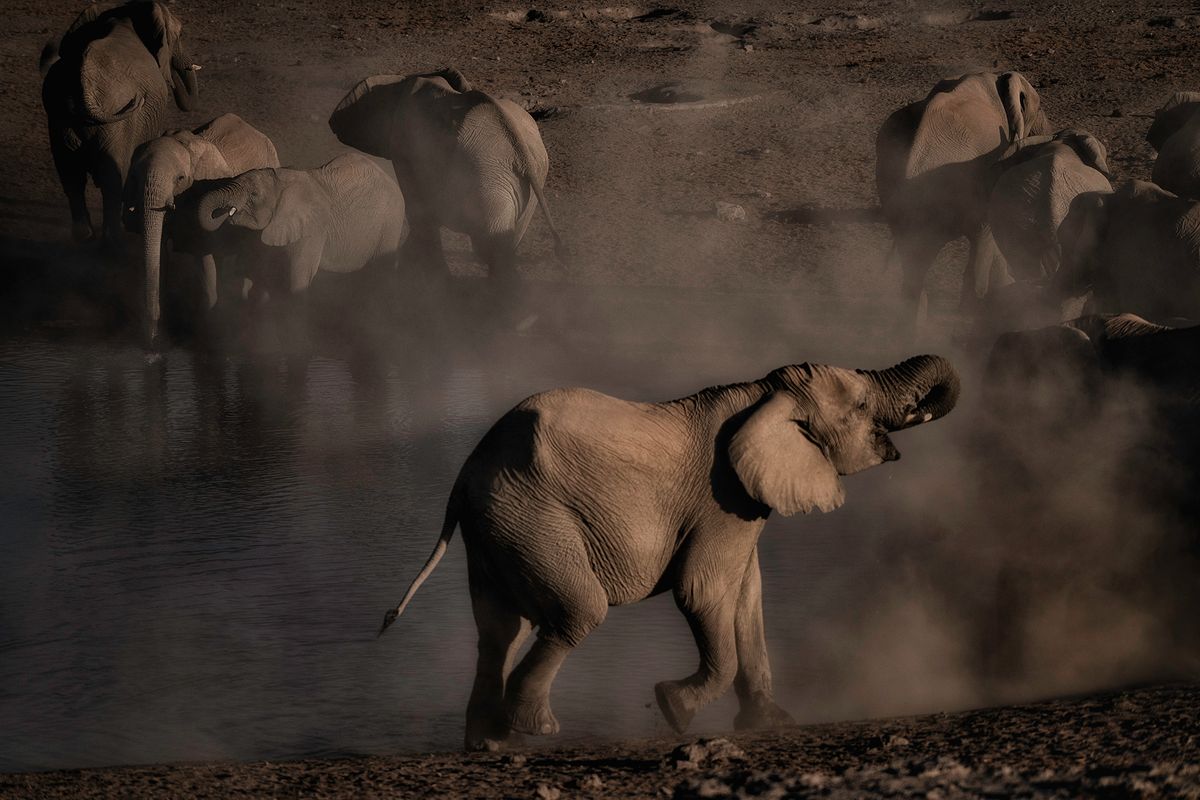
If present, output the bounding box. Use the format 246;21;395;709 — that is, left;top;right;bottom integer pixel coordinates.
40;2;561;349
36;1;1199;755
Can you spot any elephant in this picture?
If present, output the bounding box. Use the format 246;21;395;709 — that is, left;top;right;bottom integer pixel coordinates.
40;1;199;246
328;67;565;284
378;355;961;750
125;114;280;347
876;71;1051;329
986;129;1113;284
1056;180;1200;321
197;152;406;293
1147;92;1200;199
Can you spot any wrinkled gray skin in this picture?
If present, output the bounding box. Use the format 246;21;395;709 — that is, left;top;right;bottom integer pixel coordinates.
1057;180;1200;321
40;1;198;245
876;71;1051;331
328;67;565;283
1147;91;1200;199
987;129;1113;284
380;355;960;751
125;114;280;347
197;152;406;292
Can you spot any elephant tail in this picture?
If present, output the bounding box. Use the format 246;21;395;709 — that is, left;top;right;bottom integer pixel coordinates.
527;169;568;268
378;489;460;637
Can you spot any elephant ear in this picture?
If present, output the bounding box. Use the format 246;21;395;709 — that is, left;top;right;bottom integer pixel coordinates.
185;135;233;181
135;2;198;111
728;392;844;517
329;75;406;156
430;67;472;93
1073;134;1112;179
1147;92;1200;151
996;72;1036;141
262;178;320;247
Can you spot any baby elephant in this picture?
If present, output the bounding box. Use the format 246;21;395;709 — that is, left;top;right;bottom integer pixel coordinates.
196;152;406;296
380;356;961;750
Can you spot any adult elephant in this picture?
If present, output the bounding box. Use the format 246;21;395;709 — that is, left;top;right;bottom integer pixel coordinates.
1147;91;1200;199
40;1;199;245
1056;180;1200;321
987;129;1113;283
876;71;1051;330
379;355;961;750
196;153;406;345
125;114;280;347
328;67;565;283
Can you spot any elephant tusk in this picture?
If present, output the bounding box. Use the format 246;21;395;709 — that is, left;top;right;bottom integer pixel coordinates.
227;207;237;217
127;206;136;213
188;64;202;71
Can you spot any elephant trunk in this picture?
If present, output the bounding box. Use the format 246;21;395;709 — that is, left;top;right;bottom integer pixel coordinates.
198;183;238;232
142;205;165;347
860;355;961;431
171;58;199;111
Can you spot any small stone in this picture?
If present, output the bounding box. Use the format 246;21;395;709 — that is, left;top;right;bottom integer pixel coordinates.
887;734;911;748
504;753;528;767
1111;107;1124;117
534;783;561;800
667;737;747;769
715;202;747;223
579;774;604;790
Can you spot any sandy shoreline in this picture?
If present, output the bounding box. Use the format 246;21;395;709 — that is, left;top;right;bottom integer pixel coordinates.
3;683;1196;798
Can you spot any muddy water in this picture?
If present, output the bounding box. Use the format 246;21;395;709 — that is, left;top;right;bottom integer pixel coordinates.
0;302;958;772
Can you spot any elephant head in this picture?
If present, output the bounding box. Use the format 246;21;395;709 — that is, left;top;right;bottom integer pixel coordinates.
1057;129;1112;178
327;67;474;157
997;71;1051;141
126;133;233;344
58;1;198;118
729;355;960;515
199;168;320;247
1056;190;1109;292
1147;91;1200;152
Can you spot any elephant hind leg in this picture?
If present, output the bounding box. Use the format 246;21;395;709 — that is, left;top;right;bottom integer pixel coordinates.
465;590;531;751
499;523;609;737
471;231;520;287
894;232;946;337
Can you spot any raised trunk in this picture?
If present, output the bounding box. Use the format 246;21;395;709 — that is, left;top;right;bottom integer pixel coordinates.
198;184;237;232
171;61;198;111
860;354;961;430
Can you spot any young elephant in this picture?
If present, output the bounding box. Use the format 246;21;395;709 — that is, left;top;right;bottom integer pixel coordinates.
987;129;1113;283
380;356;961;750
125;114;280;346
40;1;199;245
1057;180;1200;320
876;71;1051;328
328;67;565;283
1147;91;1200;199
196;153;406;295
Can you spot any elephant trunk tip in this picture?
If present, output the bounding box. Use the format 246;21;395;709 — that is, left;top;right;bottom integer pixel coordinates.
378;607;400;638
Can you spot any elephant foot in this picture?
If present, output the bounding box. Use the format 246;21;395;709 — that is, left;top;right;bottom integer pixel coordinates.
655;680;698;734
507;697;559;736
71;221;95;243
733;698;795;731
463;732;510;752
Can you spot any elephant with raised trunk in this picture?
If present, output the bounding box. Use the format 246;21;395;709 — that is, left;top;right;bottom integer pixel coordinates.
876;71;1051;330
1147;91;1200;200
379;355;961;750
987;129;1113;284
40;1;199;245
125;114;280;347
328;67;565;284
1057;180;1200;321
197;153;406;292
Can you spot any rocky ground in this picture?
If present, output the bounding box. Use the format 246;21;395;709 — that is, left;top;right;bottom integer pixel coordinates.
3;684;1197;798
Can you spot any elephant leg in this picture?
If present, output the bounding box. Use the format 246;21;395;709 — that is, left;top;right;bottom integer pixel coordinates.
656;579;740;733
465;588;531;751
895;232;944;337
963;225;1007;308
501;522;608;737
732;549;794;731
94;155;129;248
471;232;519;287
201;253;218;310
51;143;93;242
406;221;448;278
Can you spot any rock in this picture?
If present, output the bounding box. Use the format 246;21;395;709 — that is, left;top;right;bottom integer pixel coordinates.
667;737;747;770
525;9;548;22
504;753;528;767
534;782;561;800
1111;107;1124;117
715;202;747;222
887;734;911;749
578;773;604;790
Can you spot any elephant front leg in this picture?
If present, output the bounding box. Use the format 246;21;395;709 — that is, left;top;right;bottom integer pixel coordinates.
50;143;93;242
731;549;794;731
656;583;740;734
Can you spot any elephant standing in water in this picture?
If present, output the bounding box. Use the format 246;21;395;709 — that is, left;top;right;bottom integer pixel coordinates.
125;114;280;347
40;1;198;245
876;71;1050;329
1057;180;1200;321
379;356;960;750
328;68;565;284
1147;91;1200;199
